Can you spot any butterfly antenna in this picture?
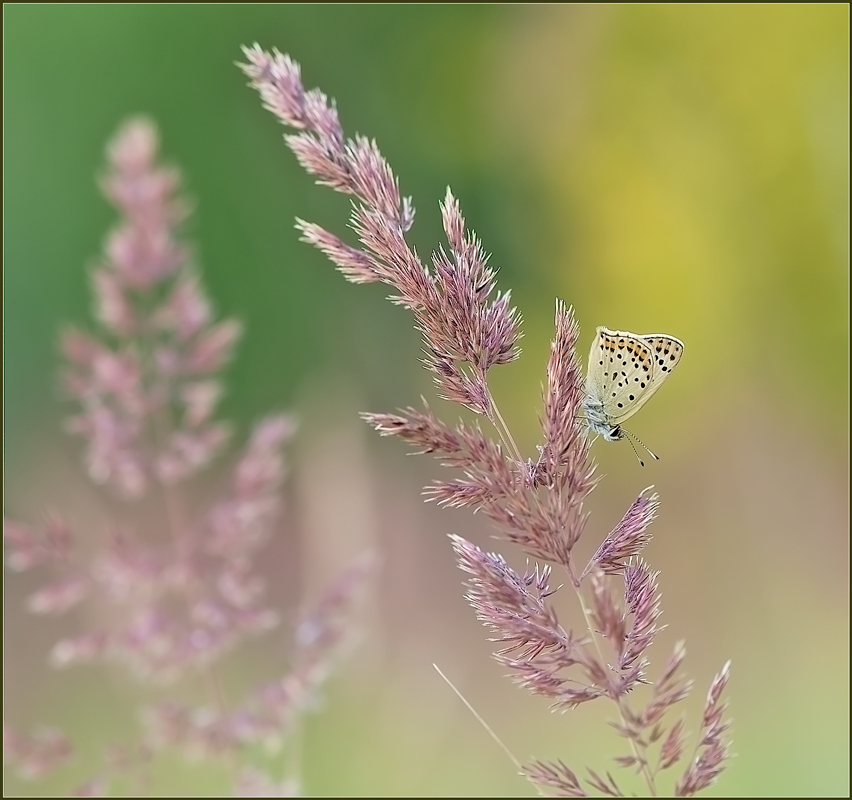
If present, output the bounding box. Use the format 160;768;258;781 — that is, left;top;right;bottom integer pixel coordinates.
622;428;659;467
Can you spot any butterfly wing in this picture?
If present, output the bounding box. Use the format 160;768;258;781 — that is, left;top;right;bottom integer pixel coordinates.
586;327;684;427
638;334;684;407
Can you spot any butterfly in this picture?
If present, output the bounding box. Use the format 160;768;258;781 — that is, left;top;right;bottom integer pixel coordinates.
582;326;684;464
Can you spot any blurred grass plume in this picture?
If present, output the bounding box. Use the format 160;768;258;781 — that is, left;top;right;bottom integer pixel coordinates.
3;117;370;795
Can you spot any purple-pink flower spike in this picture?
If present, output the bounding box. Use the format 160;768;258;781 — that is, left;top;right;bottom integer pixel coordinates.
241;44;732;797
4;117;370;794
62;118;239;498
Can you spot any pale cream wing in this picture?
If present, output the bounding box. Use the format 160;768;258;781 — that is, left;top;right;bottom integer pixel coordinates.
586;327;658;426
614;333;683;422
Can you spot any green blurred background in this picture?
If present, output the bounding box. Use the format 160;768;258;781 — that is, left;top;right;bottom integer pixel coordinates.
4;5;848;796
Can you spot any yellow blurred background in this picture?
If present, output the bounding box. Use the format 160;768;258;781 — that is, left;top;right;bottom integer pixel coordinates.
5;5;848;796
